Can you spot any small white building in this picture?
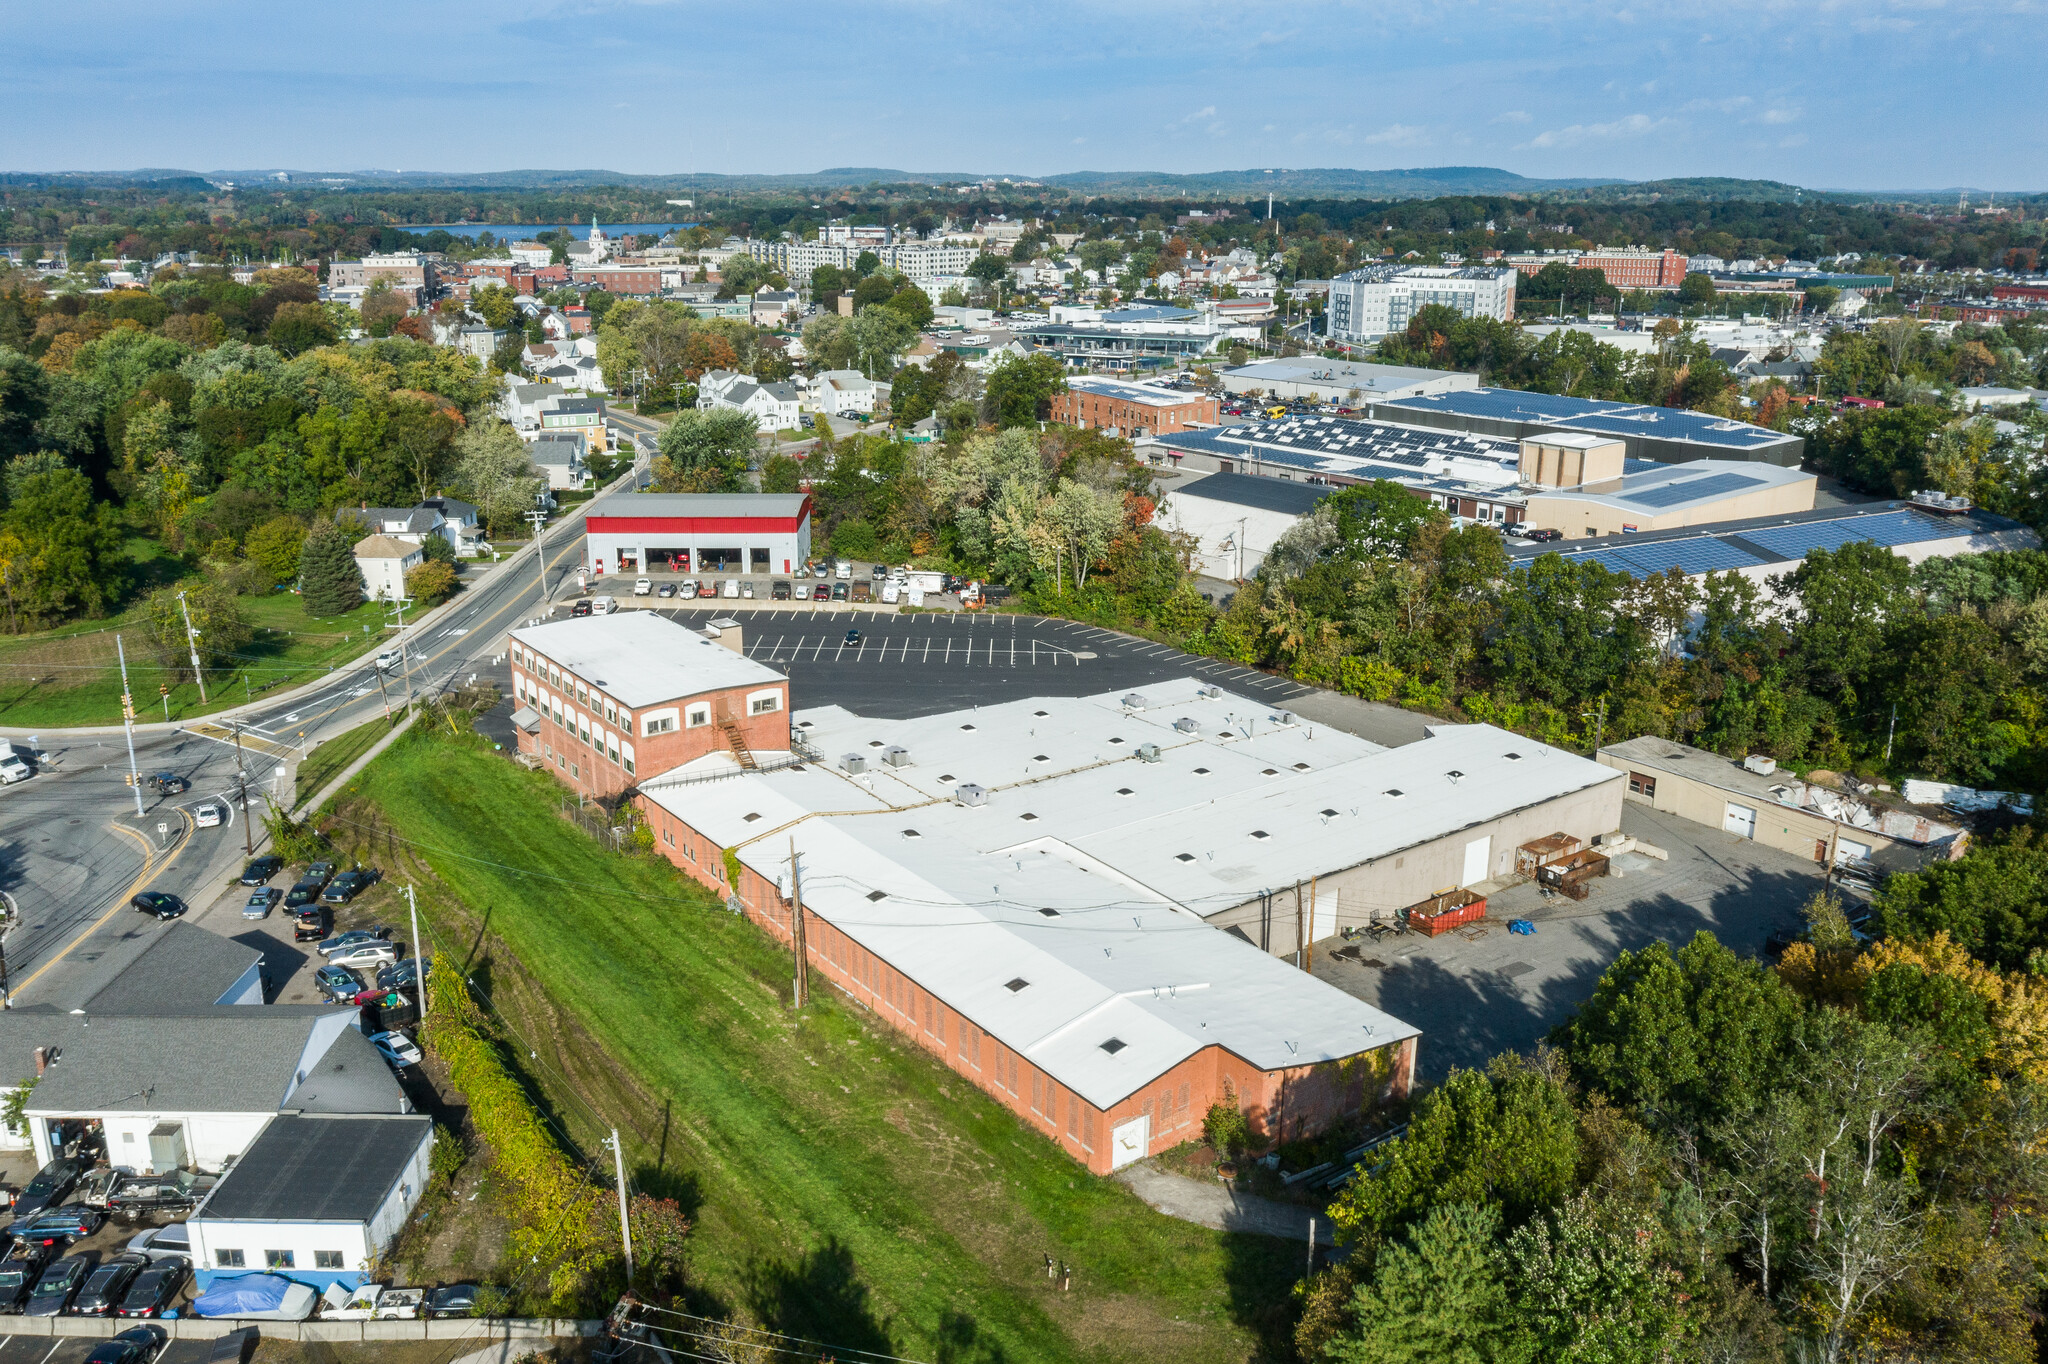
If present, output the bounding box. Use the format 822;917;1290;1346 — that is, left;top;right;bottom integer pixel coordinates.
353;534;424;602
813;369;889;416
11;1007;410;1174
1156;471;1339;581
188;1113;434;1291
698;375;801;433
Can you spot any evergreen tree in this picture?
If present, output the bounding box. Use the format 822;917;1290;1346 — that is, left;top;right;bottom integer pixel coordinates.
298;524;363;617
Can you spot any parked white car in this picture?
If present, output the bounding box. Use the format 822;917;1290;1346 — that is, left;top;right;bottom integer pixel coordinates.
370;1030;423;1068
375;649;404;670
721;579;739;598
633;578;652;596
329;941;400;970
320;1283;425;1320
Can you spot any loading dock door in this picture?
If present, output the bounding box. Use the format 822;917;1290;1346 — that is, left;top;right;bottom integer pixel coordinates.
1111;1114;1149;1170
1724;802;1757;839
1461;835;1491;888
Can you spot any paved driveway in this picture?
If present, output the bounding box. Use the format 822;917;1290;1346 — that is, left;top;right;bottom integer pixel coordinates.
1315;802;1831;1082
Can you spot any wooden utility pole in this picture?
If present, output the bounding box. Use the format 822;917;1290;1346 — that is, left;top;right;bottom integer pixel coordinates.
1294;880;1305;969
789;838;809;1008
1304;878;1317;973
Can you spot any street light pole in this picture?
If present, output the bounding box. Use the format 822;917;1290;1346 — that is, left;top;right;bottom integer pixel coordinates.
231;721;253;858
176;590;208;703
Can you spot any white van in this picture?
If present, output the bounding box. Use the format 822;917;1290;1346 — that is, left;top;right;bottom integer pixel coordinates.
721;579;740;598
592;595;616;615
835;561;852;580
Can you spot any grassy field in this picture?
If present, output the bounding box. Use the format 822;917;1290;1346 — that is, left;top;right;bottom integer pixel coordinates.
0;587;414;729
293;713;403;807
329;723;1299;1361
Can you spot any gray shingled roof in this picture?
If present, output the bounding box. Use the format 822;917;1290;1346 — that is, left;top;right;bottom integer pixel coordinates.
79;924;261;1015
196;1115;431;1222
288;1027;410;1115
10;1010;401;1115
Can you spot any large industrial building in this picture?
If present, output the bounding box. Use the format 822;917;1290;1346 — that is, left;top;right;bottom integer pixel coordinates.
583;492;813;578
1146;418;1817;538
1506;499;2041;584
1327;265;1518;346
1157;473;1339;581
1050;376;1218;438
1219;357;1479;403
514;613;1626;1173
634;675;1622;1173
1366;387;1806;467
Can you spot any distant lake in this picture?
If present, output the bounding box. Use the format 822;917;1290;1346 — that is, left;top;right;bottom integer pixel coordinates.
407;222;699;241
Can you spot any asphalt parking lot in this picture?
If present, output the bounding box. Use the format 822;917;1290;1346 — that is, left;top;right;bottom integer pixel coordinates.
0;1336;210;1364
647;607;1322;720
1314;801;1833;1081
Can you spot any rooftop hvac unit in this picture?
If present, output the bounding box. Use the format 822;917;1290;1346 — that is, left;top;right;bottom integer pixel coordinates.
840;753;867;774
1136;743;1162;763
1173;717;1200;734
882;745;912;767
1198;684;1222;699
1273;710;1296;726
1742;754;1778;775
1121;692;1150;710
956;783;988;806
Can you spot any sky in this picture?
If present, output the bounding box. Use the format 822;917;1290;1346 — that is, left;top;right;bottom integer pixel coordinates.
3;0;2041;191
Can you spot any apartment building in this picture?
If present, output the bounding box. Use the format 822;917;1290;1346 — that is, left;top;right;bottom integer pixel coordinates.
1575;248;1687;290
1326;265;1518;346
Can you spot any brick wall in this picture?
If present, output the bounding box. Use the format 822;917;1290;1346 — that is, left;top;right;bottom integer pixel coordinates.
634;798;1416;1174
509;645;789;799
1052;389;1218;436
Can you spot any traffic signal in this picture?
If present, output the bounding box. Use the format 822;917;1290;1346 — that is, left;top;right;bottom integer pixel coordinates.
160;684;170;697
124;772;137;787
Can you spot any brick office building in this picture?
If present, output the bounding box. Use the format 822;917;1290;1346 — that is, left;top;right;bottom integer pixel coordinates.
1050;377;1219;438
1575;247;1687;290
506;613;789;799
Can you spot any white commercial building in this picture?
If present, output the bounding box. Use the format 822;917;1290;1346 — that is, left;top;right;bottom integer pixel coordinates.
1327;265;1518;346
1220;357;1480;403
584;492;813;577
188;1114;434;1291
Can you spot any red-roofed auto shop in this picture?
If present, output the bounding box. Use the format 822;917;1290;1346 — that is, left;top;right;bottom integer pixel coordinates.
583;493;814;577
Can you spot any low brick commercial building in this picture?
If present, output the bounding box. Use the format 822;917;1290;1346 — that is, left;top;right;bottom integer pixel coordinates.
507;613;789;800
1051;376;1218;439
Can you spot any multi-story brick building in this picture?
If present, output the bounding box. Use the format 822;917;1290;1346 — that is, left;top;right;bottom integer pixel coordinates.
1574;247;1687;290
328;253;438;294
507;613;789;800
1050;376;1219;438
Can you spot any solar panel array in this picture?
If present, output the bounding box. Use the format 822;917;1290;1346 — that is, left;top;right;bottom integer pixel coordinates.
1622;471;1768;510
1384;389;1796;450
1738;510;1957;558
1565;538;1770;577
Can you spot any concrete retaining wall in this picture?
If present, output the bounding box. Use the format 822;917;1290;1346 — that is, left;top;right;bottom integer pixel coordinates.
5;1317;600;1341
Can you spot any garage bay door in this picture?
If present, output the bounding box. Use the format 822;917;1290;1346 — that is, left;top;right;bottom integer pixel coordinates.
1723;802;1757;838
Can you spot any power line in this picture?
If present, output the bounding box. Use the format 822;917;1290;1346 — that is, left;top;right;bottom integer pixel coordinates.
632;1303;934;1364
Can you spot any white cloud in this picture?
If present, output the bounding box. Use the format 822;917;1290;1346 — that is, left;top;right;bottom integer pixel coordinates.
1760;106;1801;123
1070;135;1086;144
1523;112;1668;148
1362;122;1429;147
1491;109;1532;124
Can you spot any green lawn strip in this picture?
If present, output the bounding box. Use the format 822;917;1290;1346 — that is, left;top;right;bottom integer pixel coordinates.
295;714;401;806
0;593;403;728
345;727;1295;1361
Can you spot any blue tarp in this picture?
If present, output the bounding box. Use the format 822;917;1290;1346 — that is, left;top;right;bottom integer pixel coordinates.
192;1274;317;1318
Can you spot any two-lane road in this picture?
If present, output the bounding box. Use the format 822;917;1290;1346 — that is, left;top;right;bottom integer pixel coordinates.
0;449;649;1005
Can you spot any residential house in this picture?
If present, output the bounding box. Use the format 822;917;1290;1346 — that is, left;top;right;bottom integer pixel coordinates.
502;382;570;433
456;326;507;361
532;433;589;490
814;370;890;417
541;396;610;454
699;375;801;432
353;534;424;601
342;504;458;553
751;290;800;327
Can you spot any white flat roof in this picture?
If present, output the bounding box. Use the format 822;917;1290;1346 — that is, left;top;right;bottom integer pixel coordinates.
511;612;784;710
644;679;1621;1107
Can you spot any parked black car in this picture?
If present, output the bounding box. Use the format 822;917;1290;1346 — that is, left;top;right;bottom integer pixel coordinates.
104;1170;215;1220
13;1206;107;1248
116;1257;189;1318
10;1156;87;1220
84;1326;166;1364
293;907;332;943
570;599;593;617
25;1256;91;1315
130;893;185;920
305;860;337;887
239;856;283;885
375;955;433;991
321;869;380;904
70;1255;149;1315
283;880;324;911
425;1282;483;1318
0;1245;55;1312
